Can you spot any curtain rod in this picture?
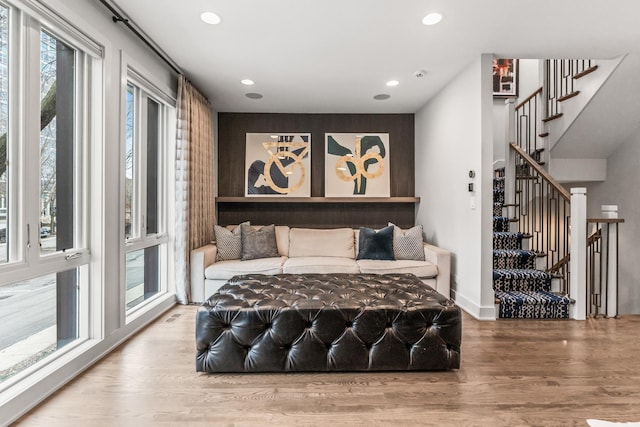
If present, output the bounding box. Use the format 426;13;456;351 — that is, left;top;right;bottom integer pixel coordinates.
97;0;182;75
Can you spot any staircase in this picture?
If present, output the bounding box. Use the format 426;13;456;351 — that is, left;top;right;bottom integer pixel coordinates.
495;58;628;319
492;169;572;319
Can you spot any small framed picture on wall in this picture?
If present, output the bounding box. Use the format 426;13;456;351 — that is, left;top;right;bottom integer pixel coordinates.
493;58;518;97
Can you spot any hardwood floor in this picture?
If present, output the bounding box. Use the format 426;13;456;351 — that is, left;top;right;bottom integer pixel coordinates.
15;305;640;426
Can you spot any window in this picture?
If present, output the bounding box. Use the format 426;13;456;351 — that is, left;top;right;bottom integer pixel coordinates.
0;5;96;386
123;72;171;313
0;4;9;264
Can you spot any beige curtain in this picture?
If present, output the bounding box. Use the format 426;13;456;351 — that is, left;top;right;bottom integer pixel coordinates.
175;75;215;303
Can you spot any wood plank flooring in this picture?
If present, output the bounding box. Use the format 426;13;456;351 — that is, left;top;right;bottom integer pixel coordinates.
15;305;640;426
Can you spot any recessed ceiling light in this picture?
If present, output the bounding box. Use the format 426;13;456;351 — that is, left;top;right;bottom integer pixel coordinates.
245;93;263;99
200;12;221;25
422;12;443;26
373;94;391;100
241;79;254;86
386;80;399;87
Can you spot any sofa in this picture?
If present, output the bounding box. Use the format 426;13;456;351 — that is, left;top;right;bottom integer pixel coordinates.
190;225;451;303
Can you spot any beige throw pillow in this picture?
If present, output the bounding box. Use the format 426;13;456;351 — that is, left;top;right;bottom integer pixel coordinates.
389;223;425;261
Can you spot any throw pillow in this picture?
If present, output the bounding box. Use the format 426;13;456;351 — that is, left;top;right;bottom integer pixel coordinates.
389;223;425;261
356;225;395;261
214;221;249;261
241;223;280;260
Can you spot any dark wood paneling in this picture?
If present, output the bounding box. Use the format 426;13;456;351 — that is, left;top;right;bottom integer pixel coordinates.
217;201;415;229
217;113;415;227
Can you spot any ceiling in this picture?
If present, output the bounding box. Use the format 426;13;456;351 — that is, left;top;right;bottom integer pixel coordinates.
112;0;640;114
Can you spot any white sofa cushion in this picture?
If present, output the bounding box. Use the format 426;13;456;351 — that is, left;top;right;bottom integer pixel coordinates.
205;256;286;280
356;259;438;278
289;228;355;258
274;226;290;257
283;256;360;274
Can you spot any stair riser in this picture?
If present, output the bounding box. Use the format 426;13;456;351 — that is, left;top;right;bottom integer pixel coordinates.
493;217;511;233
494;277;551;293
493;234;523;250
498;303;569;319
493;257;536;270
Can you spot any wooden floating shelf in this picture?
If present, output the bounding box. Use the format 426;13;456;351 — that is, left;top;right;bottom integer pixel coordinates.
217;197;420;204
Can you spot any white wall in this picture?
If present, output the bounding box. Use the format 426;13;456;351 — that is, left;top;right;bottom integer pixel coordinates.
2;0;178;423
415;55;495;320
493;59;540;162
584;130;640;314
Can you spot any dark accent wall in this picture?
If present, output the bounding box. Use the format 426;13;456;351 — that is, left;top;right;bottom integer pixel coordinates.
217;113;416;228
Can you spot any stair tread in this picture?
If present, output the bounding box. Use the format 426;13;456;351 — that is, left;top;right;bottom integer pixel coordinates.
495;290;573;305
494;231;525;237
558;90;580;102
493;268;552;278
573;65;598;79
493;249;537;256
542;113;564;122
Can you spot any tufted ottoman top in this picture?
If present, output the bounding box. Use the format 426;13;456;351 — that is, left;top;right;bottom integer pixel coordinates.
208;273;454;311
197;273;461;372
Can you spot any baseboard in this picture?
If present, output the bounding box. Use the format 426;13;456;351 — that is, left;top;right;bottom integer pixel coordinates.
451;290;496;320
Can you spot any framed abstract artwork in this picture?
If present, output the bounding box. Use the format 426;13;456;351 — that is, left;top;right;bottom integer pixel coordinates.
325;133;390;197
245;133;311;197
493;58;518;97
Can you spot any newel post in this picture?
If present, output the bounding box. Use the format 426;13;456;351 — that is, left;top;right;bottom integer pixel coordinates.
601;205;619;317
570;188;587;320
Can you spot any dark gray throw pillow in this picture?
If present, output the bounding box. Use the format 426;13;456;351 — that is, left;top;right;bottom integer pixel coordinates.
356;225;395;261
241;224;280;260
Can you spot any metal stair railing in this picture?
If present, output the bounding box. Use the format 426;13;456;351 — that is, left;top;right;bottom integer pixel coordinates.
586;217;625;318
510;143;571;296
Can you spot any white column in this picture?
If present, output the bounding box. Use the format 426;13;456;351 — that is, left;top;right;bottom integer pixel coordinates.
569;188;587;320
504;98;516;218
601;205;619;317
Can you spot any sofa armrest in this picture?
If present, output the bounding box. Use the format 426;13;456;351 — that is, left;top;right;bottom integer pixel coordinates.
423;243;451;299
190;244;218;303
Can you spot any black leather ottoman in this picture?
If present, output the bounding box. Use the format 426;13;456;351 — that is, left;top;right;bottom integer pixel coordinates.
196;273;461;372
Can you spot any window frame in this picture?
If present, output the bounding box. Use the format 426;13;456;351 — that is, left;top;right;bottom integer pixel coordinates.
120;55;174;318
0;0;102;392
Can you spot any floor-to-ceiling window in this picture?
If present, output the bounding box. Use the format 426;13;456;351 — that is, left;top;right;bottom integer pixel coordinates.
123;69;172;314
0;2;99;386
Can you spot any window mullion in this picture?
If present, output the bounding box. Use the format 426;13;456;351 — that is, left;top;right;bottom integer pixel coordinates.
137;91;148;239
23;16;41;264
